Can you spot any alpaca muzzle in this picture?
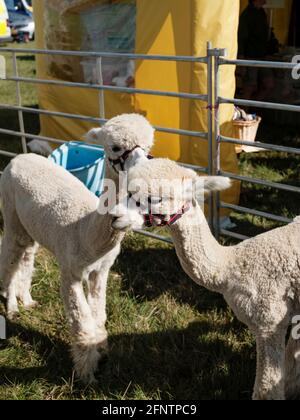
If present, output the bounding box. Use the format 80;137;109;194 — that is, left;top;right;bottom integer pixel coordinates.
143;203;191;227
109;146;153;173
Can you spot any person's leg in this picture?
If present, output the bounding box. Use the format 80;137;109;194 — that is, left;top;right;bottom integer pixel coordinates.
256;68;275;102
242;67;258;101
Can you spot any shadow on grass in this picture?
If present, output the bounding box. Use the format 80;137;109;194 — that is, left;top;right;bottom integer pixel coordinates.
0;318;255;400
115;246;226;312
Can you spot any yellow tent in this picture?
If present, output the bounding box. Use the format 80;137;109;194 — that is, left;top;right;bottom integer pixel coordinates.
38;0;295;210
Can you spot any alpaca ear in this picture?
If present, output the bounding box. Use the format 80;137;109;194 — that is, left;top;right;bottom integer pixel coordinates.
85;128;103;144
202;176;231;193
195;176;231;197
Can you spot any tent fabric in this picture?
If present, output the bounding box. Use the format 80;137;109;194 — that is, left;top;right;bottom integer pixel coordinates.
34;0;138;141
34;0;242;211
135;0;241;209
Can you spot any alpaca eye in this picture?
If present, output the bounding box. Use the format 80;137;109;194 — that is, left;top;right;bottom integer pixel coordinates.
112;146;121;153
128;192;140;207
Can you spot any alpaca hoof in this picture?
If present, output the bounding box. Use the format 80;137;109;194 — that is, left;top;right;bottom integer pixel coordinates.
72;342;102;385
23;300;39;310
7;310;19;321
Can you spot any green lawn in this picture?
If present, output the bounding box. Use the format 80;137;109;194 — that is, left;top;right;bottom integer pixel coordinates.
0;42;299;400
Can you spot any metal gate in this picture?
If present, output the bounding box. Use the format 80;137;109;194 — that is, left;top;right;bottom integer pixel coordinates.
0;42;299;243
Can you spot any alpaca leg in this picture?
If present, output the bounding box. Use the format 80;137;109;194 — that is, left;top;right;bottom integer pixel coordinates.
0;200;34;317
285;333;300;399
0;233;32;318
87;246;120;351
17;242;39;309
253;331;286;400
87;268;109;350
61;271;102;384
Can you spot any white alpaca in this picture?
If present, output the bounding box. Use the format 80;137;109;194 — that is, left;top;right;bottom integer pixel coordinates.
128;158;300;400
86;113;154;183
0;153;144;384
0;114;154;383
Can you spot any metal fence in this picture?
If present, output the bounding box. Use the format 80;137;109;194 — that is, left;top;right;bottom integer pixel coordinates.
216;52;300;241
0;43;299;243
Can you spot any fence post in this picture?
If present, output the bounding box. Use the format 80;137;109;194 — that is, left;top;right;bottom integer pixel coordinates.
213;48;227;239
12;52;27;153
96;57;106;122
206;42;214;232
213;49;221;239
207;45;227;239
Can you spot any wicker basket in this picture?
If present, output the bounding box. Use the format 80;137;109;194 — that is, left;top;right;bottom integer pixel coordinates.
233;116;262;153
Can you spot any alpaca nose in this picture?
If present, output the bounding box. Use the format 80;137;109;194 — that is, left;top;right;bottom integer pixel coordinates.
125;147;147;170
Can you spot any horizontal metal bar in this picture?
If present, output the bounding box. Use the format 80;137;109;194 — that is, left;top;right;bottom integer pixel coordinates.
0;127;66;145
0;104;208;140
220;135;300;155
0;149;18;158
178;162;208;173
134;229;173;244
0;47;207;63
154;125;208;139
0;104;105;125
220;229;249;241
220;97;300;113
220;202;292;224
220;58;297;70
4;76;207;101
0;128;209;172
220;170;300;194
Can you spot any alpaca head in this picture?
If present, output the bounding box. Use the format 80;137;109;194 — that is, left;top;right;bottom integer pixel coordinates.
128;158;231;227
86;114;155;173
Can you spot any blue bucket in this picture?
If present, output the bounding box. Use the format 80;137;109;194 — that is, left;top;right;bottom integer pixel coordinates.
49;141;106;197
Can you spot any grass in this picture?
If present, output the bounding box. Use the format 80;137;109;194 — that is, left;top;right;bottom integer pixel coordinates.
0;41;299;400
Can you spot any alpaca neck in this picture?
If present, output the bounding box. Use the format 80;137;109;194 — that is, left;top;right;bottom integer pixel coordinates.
169;201;232;293
81;164;125;261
